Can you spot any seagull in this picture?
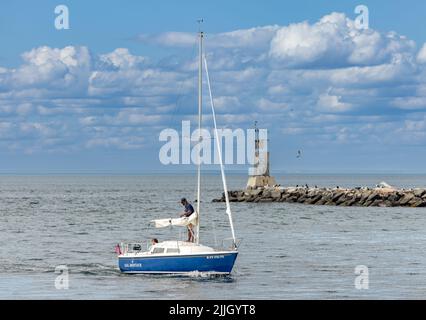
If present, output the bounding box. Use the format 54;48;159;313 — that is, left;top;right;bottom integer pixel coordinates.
296;150;302;159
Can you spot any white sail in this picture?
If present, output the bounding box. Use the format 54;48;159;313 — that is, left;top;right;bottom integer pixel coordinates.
152;212;198;228
203;55;237;247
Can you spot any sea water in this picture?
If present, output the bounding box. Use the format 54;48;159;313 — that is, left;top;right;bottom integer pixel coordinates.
0;174;426;299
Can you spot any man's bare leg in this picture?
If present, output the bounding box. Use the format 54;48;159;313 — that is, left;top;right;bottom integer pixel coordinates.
188;225;194;242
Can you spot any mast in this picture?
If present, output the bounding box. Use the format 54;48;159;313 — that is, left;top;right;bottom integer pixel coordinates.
196;20;203;244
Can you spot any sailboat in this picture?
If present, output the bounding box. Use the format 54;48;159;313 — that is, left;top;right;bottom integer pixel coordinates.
116;26;239;274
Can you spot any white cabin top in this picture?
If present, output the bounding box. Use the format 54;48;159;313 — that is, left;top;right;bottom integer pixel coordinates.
120;240;222;257
151;241;215;254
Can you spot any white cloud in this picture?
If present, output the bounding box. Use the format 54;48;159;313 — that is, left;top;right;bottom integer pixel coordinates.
116;109;163;125
405;117;426;131
1;11;426;154
85;136;144;150
213;96;240;111
16;103;33;116
100;48;145;69
258;98;288;111
269;12;415;68
0;121;12;134
88;67;192;97
138;32;197;47
317;89;352;112
20;122;54;137
417;43;426;64
79;109;164;127
11;46;91;89
392;97;426;110
79;116;97;126
138;26;278;50
0;105;13;114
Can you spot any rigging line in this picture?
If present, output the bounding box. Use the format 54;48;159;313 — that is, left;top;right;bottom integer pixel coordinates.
183;33;201;210
203;54;237;247
211;217;218;248
167;34;199;132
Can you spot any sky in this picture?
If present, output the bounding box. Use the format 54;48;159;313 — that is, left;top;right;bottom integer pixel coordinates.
1;0;426;174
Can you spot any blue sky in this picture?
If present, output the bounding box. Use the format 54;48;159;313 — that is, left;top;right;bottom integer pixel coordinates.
1;0;426;173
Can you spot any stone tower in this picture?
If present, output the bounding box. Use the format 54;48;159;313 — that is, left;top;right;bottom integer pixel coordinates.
246;122;277;189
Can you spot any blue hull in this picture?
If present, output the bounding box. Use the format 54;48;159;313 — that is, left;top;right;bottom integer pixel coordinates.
119;252;238;274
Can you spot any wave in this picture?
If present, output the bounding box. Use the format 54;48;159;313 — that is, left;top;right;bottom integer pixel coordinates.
0;261;121;276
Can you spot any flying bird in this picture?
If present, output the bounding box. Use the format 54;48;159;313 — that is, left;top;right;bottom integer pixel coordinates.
296;150;302;159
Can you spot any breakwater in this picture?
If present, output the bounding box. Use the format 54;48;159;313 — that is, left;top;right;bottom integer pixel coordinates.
213;186;426;207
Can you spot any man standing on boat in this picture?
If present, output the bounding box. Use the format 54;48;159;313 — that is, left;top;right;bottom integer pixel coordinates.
180;198;195;242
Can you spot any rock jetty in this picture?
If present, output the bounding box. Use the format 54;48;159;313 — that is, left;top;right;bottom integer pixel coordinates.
213;186;426;207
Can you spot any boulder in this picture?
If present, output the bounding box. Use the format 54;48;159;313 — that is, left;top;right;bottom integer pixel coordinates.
379;200;392;207
363;199;373;207
322;192;332;201
262;190;272;198
411;200;426;207
281;194;290;201
342;199;357;206
366;192;380;202
353;192;362;201
288;196;298;203
236;191;245;198
246;189;263;197
399;193;415;205
408;196;421;205
359;192;370;204
229;191;238;197
335;196;348;205
307;190;319;197
304;198;318;204
315;199;327;205
310;194;323;204
270;190;282;199
371;199;382;207
387;193;400;203
297;196;307;203
332;191;344;202
413;189;426;198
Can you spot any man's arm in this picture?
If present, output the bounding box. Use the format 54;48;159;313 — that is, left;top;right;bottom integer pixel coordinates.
180;207;193;217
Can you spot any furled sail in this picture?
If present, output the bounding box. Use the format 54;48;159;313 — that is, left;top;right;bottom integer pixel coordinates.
152;212;198;228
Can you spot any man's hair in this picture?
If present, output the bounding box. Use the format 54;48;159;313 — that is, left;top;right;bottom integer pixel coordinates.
152;238;158;243
180;198;187;204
